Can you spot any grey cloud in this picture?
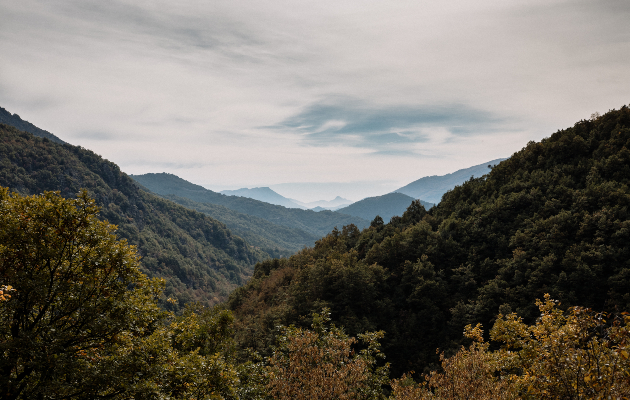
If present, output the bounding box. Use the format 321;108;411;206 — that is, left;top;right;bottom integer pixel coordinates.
270;98;508;153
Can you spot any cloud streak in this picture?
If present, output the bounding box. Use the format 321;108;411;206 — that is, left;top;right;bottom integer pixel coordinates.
270;99;507;154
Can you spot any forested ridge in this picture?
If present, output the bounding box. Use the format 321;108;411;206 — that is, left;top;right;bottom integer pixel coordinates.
0;123;267;308
227;105;630;376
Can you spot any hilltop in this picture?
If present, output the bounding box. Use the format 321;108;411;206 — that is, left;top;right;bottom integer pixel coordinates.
395;158;507;203
336;192;433;222
0;106;65;144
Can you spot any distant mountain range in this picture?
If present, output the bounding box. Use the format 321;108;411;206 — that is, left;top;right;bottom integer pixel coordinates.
220;187;353;211
291;196;352;210
220;187;305;209
394;158;507;204
131;173;370;250
336;193;433;222
218;160;509;219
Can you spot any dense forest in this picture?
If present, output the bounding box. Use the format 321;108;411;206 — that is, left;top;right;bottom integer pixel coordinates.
0;123;267;308
227;105;630;376
2;187;629;399
1;105;630;399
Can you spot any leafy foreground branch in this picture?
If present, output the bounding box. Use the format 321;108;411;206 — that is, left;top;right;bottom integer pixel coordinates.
2;188;630;399
0;188;238;400
266;310;389;400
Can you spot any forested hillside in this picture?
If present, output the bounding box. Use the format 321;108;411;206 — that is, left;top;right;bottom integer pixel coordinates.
132;172;370;248
0;123;267;308
160;194;319;256
227;106;630;376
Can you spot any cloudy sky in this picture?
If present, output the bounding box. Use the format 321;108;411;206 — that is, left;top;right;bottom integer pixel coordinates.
1;0;629;201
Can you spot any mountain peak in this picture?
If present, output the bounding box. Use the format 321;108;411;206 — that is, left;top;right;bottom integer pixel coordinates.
220;187;305;209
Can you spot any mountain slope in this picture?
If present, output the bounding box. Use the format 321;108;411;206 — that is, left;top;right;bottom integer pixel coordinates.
160;194;320;255
336;192;433;222
0;123;267;308
395;158;507;203
220;187;305;209
131;173;370;237
0;107;65;144
227;105;630;376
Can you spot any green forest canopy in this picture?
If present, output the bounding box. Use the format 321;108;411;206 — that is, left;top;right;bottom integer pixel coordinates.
227;105;630;376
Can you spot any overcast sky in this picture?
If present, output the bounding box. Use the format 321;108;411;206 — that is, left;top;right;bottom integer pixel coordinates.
1;0;629;201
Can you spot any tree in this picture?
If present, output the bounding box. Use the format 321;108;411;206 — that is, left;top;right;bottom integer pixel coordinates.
0;189;239;399
267;309;389;400
389;296;630;400
389;324;517;400
0;188;164;399
491;295;630;399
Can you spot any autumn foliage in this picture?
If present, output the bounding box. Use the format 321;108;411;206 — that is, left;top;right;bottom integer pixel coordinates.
390;295;630;400
267;310;389;400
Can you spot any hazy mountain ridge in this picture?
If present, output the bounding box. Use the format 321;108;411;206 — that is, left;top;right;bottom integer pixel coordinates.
220;187;305;209
394;158;507;203
336;192;433;222
291;196;352;210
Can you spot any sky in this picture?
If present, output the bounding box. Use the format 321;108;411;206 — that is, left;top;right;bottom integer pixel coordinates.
1;0;629;202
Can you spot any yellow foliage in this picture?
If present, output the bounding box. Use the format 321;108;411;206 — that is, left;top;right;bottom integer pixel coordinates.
391;295;630;400
390;324;517;400
267;309;388;400
491;294;630;399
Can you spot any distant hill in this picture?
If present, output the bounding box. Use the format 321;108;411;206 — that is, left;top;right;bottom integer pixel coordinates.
394;158;507;204
0;106;65;144
158;194;320;256
292;196;353;210
0;123;267;309
336;192;432;222
131;173;370;238
220;187;305;209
